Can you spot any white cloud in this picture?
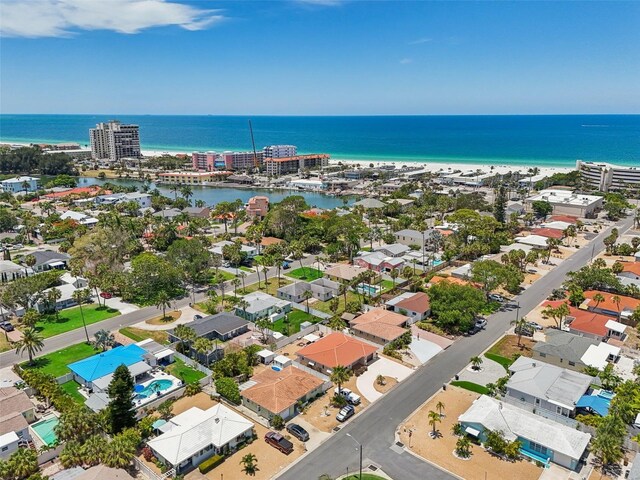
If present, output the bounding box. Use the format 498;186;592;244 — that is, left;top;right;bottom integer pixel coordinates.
409;37;432;45
399;58;413;65
0;0;225;38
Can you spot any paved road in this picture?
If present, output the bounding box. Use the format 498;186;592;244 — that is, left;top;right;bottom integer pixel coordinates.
0;255;320;367
278;216;635;480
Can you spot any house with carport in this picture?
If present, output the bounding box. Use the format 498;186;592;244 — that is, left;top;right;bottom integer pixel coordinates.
385;292;430;323
296;332;378;375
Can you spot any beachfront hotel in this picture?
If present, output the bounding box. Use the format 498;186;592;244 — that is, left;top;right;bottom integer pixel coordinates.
263;144;297;158
89;120;141;162
576;160;640;193
264;154;330;176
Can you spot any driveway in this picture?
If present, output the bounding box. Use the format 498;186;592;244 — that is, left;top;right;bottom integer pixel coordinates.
103;296;139;315
133;306;202;331
457;356;506;386
409;337;443;365
357;357;413;403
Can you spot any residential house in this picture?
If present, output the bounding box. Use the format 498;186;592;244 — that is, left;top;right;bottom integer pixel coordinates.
373;243;411;258
505;356;593;417
25;250;71;273
153;208;182;220
210;240;257;259
52;465;134;480
0;387;35;458
277;278;340;303
385;292;430;323
59;210;99;227
246;196;269;219
582;290;640;324
325;264;368;283
169;312;249;343
0;260;30;283
354;251;404;273
618;262;640;281
352;198;386;209
236;292;291;322
348;308;410;345
0;176;39;193
530;228;564;240
241;366;326;421
183;206;210;219
296;332;378;374
459;395;590;470
34;283;88;314
533;330;620;372
147;405;254;473
394;229;432;247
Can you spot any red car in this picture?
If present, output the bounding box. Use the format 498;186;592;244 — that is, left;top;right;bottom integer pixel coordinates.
265;431;293;454
99;292;113;299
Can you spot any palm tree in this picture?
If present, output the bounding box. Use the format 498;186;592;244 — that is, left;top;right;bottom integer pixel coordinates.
455;436;472;458
328;315;346;331
390;269;399;290
302;289;313;313
240;453;259;476
427;410;441;438
470;356;483;371
59;441;84;468
237;299;249;320
239;271;247;293
155;291;172;321
232;278;241;297
24;254;36;276
81;434;106;466
15;327;44;364
592;293;605;310
511;315;528;347
338;282;349;307
94;329;115;352
72;288;91;343
435;400;445;418
180;186;193;206
46;287;62;320
105;435;136;469
193;337;213;364
611;295;622;320
173;324;196;352
329;365;351;394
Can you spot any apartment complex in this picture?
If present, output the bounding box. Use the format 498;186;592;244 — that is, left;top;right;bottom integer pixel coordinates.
191;152;217;171
158;171;231;185
265;154;330;176
576;160;640;192
220;151;263;171
263;145;297;158
525;189;603;218
89;121;141;161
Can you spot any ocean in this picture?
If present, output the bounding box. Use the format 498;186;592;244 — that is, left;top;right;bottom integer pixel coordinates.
1;114;639;168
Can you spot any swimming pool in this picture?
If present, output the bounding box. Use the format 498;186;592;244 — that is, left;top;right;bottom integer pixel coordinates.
135;379;173;399
357;284;380;295
31;415;59;447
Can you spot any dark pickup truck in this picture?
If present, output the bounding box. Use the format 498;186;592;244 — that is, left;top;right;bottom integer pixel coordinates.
265;431;294;454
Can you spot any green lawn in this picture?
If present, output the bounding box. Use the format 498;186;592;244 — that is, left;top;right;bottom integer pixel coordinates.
238;277;291;296
451;381;490;395
35;304;120;338
313;291;360;315
21;342;98;377
239;266;253;272
286;267;323;281
271;310;323;335
484;352;513;370
60;380;85;404
379;279;395;292
119;327;169;345
166;358;206;384
210;270;235;282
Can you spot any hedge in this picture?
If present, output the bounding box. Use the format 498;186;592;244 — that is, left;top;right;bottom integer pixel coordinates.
199;454;225;473
451;381;490;395
215;377;241;404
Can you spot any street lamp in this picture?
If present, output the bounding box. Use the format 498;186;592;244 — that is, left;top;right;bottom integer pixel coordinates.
345;433;362;480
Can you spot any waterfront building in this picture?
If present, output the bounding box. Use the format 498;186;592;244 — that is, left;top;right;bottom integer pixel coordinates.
89;121;141;161
0;176;39;193
158;171;231;185
576;160;640;193
246;196;269;219
263;145;297;158
524;189;603;218
221;151;264;171
264;154;330;176
191;151;217;171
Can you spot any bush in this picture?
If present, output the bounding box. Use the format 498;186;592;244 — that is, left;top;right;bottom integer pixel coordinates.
271;415;285;430
198;454;225;473
330;393;347;408
215;377;240;404
142;446;155;462
185;383;202;397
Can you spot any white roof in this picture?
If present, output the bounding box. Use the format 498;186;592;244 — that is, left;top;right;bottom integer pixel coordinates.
303;333;320;343
605;320;627;334
528;189;602;207
0;431;19;448
459;395;591;460
147;405;253;466
541;221;573;231
273;355;291;364
580;343;621;370
256;349;274;358
515;235;551;247
1;176;37;183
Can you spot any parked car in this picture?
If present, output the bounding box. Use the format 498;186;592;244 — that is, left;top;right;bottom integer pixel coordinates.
193;314;203;320
336;405;355;422
0;321;14;332
282;261;291;269
527;321;543;331
474;318;487;329
265;431;294;454
488;294;504;302
515;325;534;337
334;387;361;405
99;292;113;299
286;423;309;442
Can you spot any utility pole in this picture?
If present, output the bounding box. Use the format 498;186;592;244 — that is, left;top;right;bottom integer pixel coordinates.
346;433;363;480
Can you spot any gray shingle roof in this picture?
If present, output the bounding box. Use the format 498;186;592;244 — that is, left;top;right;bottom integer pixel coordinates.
533;330;599;364
28;250;70;267
179;312;249;337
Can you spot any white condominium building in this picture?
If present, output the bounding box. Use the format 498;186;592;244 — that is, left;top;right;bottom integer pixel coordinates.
577;160;640;192
263;145;297;158
525;189;603;218
90;121;141;161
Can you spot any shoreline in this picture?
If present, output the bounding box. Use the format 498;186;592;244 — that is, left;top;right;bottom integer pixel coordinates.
2;139;575;177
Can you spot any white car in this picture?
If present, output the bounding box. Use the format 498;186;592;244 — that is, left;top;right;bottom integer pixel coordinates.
334;387;361;405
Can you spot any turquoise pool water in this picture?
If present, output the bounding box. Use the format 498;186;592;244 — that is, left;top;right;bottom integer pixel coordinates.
31;416;59;447
136;379;173;398
358;284;379;295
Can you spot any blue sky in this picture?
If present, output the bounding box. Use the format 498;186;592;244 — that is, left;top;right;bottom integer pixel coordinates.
1;0;639;115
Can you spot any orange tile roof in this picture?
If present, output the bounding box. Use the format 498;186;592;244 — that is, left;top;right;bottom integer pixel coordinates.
584;290;640;313
622;262;640;277
531;228;564;239
350;308;409;341
241;366;324;414
43;186;109;199
550;215;578;224
394;292;430;314
296;332;378;368
541;300;614;337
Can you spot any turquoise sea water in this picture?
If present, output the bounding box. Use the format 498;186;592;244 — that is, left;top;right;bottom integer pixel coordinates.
1;115;639;168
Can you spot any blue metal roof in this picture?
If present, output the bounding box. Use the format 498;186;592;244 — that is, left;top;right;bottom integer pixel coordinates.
68;344;146;382
576;394;610;417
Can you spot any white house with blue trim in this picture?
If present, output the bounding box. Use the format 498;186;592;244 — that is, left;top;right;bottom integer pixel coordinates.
0;177;39;193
